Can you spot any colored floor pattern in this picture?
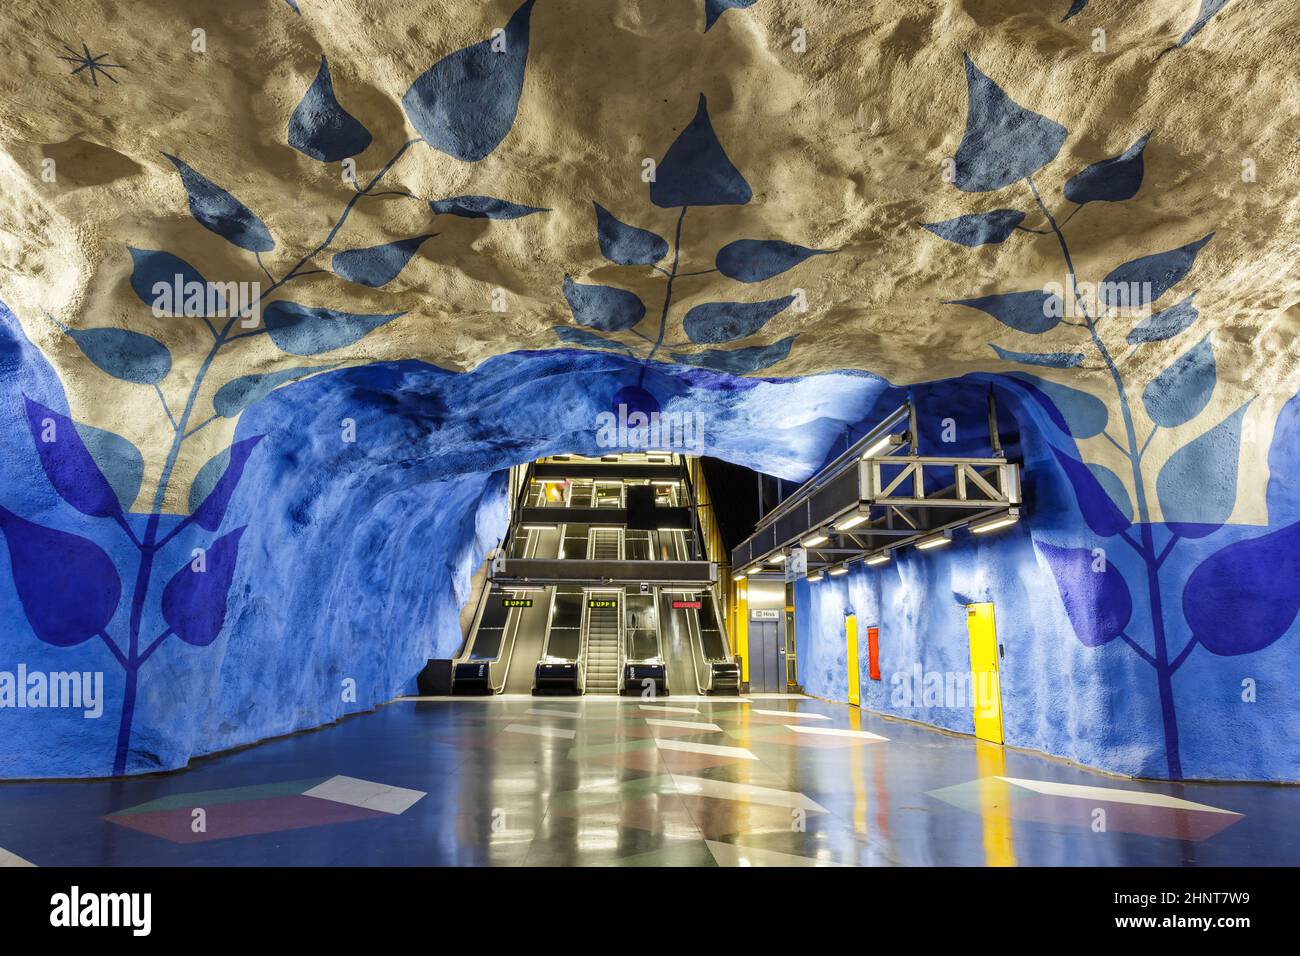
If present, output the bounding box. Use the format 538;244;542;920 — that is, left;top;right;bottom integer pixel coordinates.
0;695;1295;866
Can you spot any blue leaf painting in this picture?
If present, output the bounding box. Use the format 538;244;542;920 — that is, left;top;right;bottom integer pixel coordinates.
288;56;373;162
75;422;144;512
562;275;645;332
23;397;122;519
189;437;264;532
284;0;300;12
63;325;171;385
401;0;536;162
594;203;668;266
1051;445;1131;536
163;154;274;252
683;295;795;344
990;343;1083;368
705;0;757;32
1063;133;1150;205
332;235;435;288
161;526;246;647
1062;0;1088;21
715;240;833;282
128;247;219;316
429;195;548;219
214;367;333;418
1099;233;1213;308
1142;335;1215;428
1087;462;1134;524
553;326;632;352
1184;519;1300;657
1127;293;1198;345
190;447;231;514
1039;542;1132;647
953;54;1067;193
670;335;795;373
1007;373;1108;439
262;301;404;355
1156;402;1248;533
950;291;1062;334
0;507;121;647
1175;0;1233;48
651;94;753;208
922;210;1024;247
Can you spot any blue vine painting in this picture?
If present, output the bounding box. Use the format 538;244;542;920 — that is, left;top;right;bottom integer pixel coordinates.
921;52;1291;779
1;0;546;775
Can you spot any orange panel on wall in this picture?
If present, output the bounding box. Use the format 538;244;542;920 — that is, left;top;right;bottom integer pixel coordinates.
867;626;881;681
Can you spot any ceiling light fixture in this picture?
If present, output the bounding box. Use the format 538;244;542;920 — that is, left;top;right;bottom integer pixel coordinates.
861;432;905;460
916;532;952;551
807;571;824;583
865;552;891;566
835;513;868;531
803;532;829;547
769;553;787;565
827;565;849;576
971;512;1020;535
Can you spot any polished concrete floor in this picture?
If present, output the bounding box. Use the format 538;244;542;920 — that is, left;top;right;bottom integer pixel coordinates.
1;694;1296;866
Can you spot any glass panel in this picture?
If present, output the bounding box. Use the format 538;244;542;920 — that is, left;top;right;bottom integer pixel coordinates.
624;592;659;660
624;530;651;561
697;591;728;660
560;525;588;559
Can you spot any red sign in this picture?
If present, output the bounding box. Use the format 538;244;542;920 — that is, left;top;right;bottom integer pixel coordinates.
672;600;702;609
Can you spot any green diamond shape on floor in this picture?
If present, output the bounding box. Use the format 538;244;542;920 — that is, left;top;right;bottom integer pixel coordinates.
548;773;679;811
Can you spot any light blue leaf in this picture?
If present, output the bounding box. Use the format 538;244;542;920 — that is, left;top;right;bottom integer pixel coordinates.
1007;373;1108;439
65;326;172;384
562;275;645;332
651;94;752;208
953;54;1067;193
671;335;796;373
332;235;435;288
715;240;833;282
921;210;1024;247
401;0;536;162
190;446;232;513
288;56;373;162
1099;233;1213;308
1157;402;1249;531
75;422;144;512
683;295;794;344
1127;293;1199;345
1064;133;1150;205
128;248;220;316
213;365;335;418
990;343;1084;368
163;154;274;252
1142;335;1215;428
594;203;668;266
553;326;632;353
263;301;404;355
429;195;548;219
1175;0;1233;48
949;291;1062;334
705;0;757;31
1088;462;1134;524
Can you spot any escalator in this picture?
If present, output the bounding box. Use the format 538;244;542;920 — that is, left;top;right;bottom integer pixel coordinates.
657;589;740;696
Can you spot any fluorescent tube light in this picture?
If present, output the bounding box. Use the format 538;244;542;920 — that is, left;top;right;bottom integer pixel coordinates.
803;532;829;547
807;572;824;583
865;552;890;566
972;513;1020;535
835;513;868;531
827;565;849;576
769;554;787;565
916;533;952;551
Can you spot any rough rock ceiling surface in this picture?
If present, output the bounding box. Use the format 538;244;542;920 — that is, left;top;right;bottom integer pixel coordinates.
0;0;1297;521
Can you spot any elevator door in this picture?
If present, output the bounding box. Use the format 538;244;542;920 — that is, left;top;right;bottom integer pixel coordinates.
967;602;1003;744
749;620;783;693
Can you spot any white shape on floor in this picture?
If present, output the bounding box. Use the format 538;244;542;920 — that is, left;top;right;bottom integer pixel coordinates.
706;840;851;867
638;704;700;714
996;777;1242;814
503;723;577;740
526;707;581;718
303;775;427;815
644;717;723;732
752;708;830;720
784;724;888;740
654;739;757;761
0;848;35;867
672;775;827;812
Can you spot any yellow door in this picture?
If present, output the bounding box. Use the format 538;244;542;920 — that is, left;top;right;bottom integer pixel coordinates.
966;602;1003;744
846;615;860;706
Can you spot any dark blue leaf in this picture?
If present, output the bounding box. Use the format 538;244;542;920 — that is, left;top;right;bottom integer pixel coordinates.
1175;0;1233;48
1099;233;1213;308
705;0;757;31
683;295;794;344
594;203;668;265
24;397;122;519
562;275;645;332
75;423;144;512
429;195;548;219
1062;0;1088;21
1184;519;1300;656
289;56;373;162
401;0;536;161
921;210;1025;247
214;366;333;418
990;343;1083;368
1063;133;1150;205
284;0;300;12
1127;293;1198;345
62;324;171;385
263;301;404;355
670;335;796;373
1142;335;1215;428
1157;402;1248;533
950;291;1062;334
163;153;274;252
190;447;231;514
1007;373;1108;439
553;326;632;353
332;235;435;288
651;94;752;208
161;526;246;646
1050;445;1131;536
0;507;121;647
1039;542;1131;647
715;240;833;282
189;437;263;532
953;54;1068;193
128;247;220;316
